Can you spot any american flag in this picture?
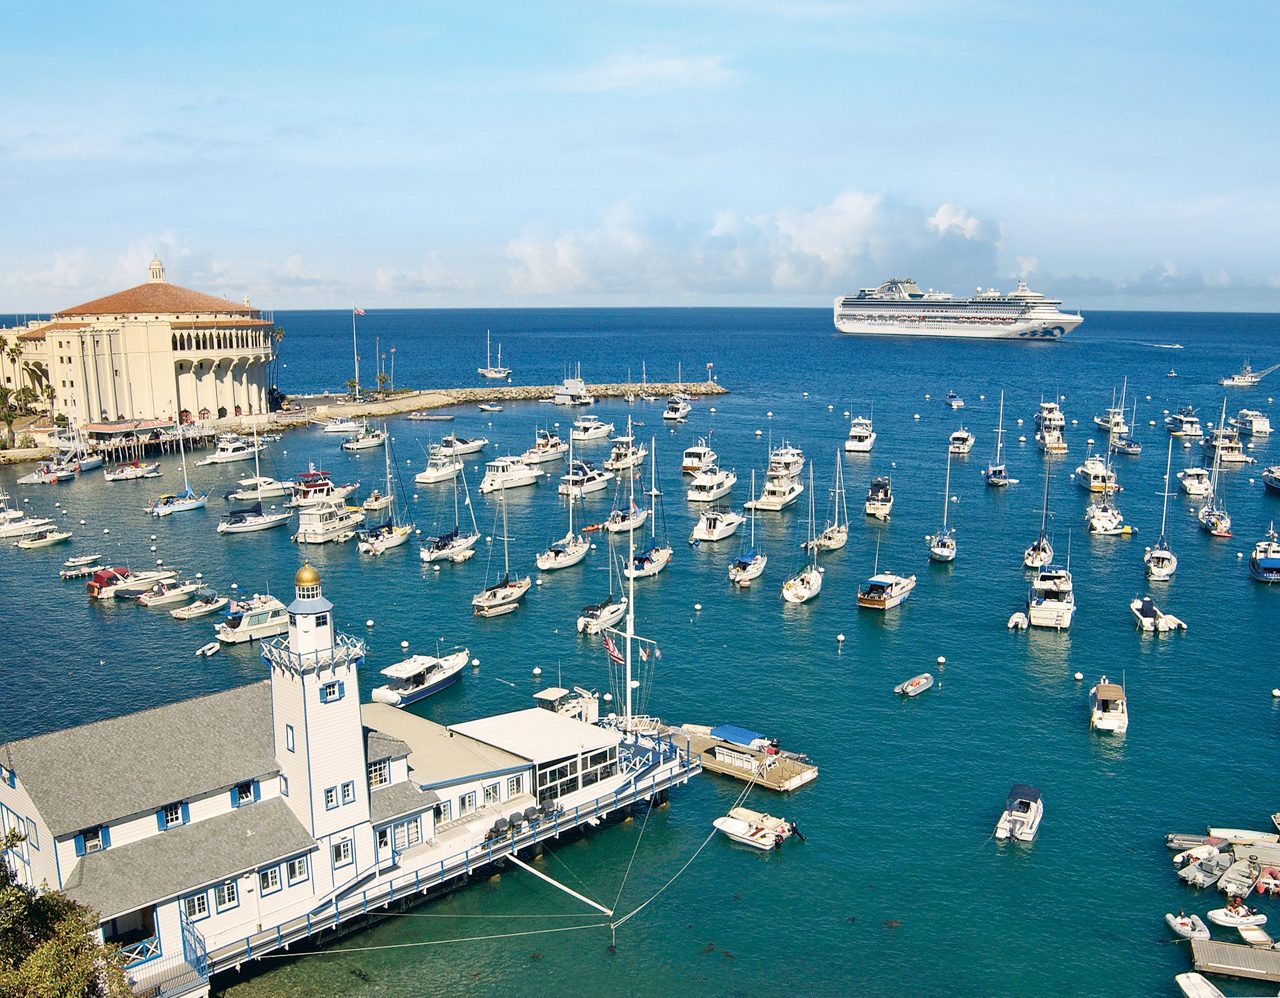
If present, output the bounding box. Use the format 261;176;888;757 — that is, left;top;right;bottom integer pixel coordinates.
353;307;366;316
602;633;623;665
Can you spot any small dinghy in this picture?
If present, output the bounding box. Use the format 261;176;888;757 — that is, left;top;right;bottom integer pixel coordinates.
1167;833;1228;851
1173;844;1220;868
1217;859;1262;896
894;673;934;697
1207;827;1280;845
712;807;801;852
1174;973;1226;998
1207;903;1267;927
1165;911;1210;940
63;553;102;568
1007;612;1029;631
1179;852;1232;888
1237;923;1274;947
195;641;221;658
1130;595;1187;633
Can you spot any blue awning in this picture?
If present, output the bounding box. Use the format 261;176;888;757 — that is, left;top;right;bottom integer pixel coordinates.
710;724;764;746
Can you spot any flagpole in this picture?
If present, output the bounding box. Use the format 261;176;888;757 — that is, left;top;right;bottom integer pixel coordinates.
351;307;361;400
624;415;635;730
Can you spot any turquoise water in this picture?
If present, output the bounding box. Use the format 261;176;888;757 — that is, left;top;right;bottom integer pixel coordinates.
2;308;1279;996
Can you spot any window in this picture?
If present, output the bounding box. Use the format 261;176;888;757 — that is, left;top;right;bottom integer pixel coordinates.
507;775;523;796
183;893;209;921
324;787;338;810
332;840;352;868
83;828;103;854
259;867;281;895
214;881;239;911
280;775;289;797
377;828;390;850
459;792;477;817
368;759;390;789
393;818;421;851
315;613;328;626
164;803;184;828
232;781;256;807
285;725;295;752
484;783;500;805
435;801;452;823
286;856;308;885
27;823;37;850
319;680;344;703
341;781;356;805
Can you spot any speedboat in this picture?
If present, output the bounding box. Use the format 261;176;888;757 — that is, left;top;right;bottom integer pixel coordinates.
289;465;359;507
104;460;162;482
766;443;805;480
993;784;1042;842
662;396;692;421
214;594;289;643
1178;467;1211;498
1249;523;1280;582
1089;676;1128;733
477;402;503;413
689;507;743;543
138;579;202;607
1165;913;1210;941
570;414;615;442
682;439;718;474
341;427;388;451
169;588;228;619
1166;406;1203;437
944;390;964;410
371;647;470;706
224;475;289;501
63;553;101;568
1075;452;1119;494
1027;565;1075;630
603;434;647;472
521;429;569;465
1180;852;1232;887
1130;595;1187;633
15;528;72;549
687;466;736;503
894;673;934;697
947;428;975;455
106;569;179;600
291;500;365;543
1202;426;1253;465
1263;466;1280;493
557;460;611;498
712;807;797;851
1085;499;1133;536
415;447;463;484
218;501;293;534
438;434;488;457
745;474;803;512
1232;409;1273;436
857;572;915;610
864;476;893;520
196;434;262;465
844;416;876;453
480;456;541;494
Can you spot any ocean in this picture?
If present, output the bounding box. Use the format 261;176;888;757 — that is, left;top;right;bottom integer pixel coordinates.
2;307;1278;996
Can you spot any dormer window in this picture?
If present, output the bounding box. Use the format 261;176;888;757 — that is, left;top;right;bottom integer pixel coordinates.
231;780;258;808
74;825;110;856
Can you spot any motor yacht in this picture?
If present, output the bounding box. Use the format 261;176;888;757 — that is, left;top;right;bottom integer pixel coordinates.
1075;451;1120;494
214;594;289;643
994;785;1043;842
1202;426;1253;465
225;475;289;501
289;466;359;507
1249;524;1280;583
1232;409;1272;436
766;443;805;480
570;414;614;442
1036;426;1068;455
857;571;916;610
521;429;569;465
1220;361;1263;387
415;446;463;484
341;426;388;452
321;416;364;434
1178;467;1211;498
558;460;611;498
372;647;470;706
438;434;489;457
945;390;964;410
1166;406;1202;437
689;506;743;543
682;439;718;475
1035;400;1066;432
745;474;803;512
687;466;736;503
104;460;162;482
480;456;541;494
662;396;692;421
844;416;876;453
864;475;893;520
15;528;72;549
603;433;647;472
291;500;365;543
947;428;975;456
1089;677;1128;733
551;371;594;406
196;434;263;466
1264;466;1280;493
1027;565;1075;629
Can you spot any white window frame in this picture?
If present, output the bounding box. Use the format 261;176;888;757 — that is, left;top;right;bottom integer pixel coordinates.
507;775;523;796
259;867;281;895
164;803;184;827
83;828;103;854
459;792;477;817
332;840;353;868
286;856;308;885
183;892;209;921
324;787;338;810
368;759;390;789
341;781;356;805
483;783;500;804
214;880;238;911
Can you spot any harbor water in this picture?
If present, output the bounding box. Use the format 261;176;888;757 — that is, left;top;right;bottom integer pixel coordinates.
2;308;1278;996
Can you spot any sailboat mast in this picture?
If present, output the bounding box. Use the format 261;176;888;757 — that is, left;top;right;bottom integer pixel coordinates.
501;491;510;579
749;469;756;546
178;421;190;492
567;431;575;535
942;448;951;529
351;308;360;399
1039;459;1050;534
1160;435;1173;535
995;390;1005;464
625;434;639;729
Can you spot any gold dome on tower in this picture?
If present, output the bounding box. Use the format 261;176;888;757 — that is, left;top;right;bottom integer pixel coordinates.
294;562;320;588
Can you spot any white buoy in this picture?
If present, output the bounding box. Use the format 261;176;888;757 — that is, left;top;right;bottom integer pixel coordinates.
1237;552;1244;559
979;394;985;401
1018;435;1027;443
433;564;441;572
837;633;845;643
924;394;931;400
196;572;203;579
533;667;542;677
54;501;60;508
1016;417;1023;425
150;545;157;552
891;461;897;468
629;679;640;689
818;566;825;573
401;640;409;649
471;658;480;667
80;519;86;525
1074;672;1083;681
1071;418;1078;426
156;559;163;565
694;603;702;612
710;407;717;414
1087;438;1095;446
803;392;809;398
766;411;774;419
366;619;374;628
754;429;762;437
603;692;613;703
536;577;544;586
913;412;921;421
1273;689;1280;699
937;656;945;666
150;534;157;541
486;535;493;544
103;528;110;534
1145;395;1151;401
231;582;239;590
827;404;833;411
413;495;420;502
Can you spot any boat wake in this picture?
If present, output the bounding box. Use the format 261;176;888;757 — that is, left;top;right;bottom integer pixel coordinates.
1145;343;1184;349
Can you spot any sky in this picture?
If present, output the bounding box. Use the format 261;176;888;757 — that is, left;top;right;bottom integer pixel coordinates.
1;1;1277;312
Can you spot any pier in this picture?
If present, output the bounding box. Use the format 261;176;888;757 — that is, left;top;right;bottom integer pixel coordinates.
1191;939;1280;983
664;723;818;793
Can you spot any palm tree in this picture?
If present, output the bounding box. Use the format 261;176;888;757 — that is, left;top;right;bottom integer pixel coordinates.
0;386;17;447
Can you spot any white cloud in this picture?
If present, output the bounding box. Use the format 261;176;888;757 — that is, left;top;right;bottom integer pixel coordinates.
927;203;985;240
0;250;92;302
547;52;735;94
374;255;476;296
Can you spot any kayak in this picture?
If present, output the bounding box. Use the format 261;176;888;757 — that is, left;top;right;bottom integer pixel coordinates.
1165;912;1210;940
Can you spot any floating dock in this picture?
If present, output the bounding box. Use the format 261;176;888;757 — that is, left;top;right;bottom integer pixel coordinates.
666;723;818;793
1191;938;1280;982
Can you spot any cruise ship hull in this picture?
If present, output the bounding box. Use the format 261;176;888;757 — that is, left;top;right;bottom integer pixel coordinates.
834;314;1082;340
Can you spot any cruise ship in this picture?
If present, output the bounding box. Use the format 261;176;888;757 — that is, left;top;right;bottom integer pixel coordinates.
834;278;1083;341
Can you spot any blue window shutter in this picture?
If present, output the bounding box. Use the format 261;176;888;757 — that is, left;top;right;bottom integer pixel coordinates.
231;787;240;808
100;826;111;849
74;835;85;857
5;769;13;789
251;782;261;802
318;685;328;704
337;680;345;700
180;802;190;823
156;810;167;831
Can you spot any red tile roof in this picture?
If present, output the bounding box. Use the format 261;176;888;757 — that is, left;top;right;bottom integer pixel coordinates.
57;281;257;318
16;321;91;342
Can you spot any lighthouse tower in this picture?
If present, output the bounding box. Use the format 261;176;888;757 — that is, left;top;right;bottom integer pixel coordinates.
264;564;372;885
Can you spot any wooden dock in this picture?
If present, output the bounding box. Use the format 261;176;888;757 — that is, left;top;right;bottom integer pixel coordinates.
666;724;818;793
1191;939;1280;982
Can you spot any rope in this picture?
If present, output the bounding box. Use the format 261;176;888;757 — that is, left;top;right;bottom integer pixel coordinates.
538;844;604;906
253;921;610;959
611;791;653;913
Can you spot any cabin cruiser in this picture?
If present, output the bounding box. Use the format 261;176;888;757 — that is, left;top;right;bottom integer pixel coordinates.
551;374;594;406
169;588;228;619
292;500;365;543
1027;565;1075;629
415;446;463;484
218;501;293;534
0;507;56;539
1220;361;1263;387
1166;406;1203;437
104;460;161;482
857;571;916;609
362;490;392;514
1093;406;1129;438
570;414;614;442
1202;426;1253;465
1036;426;1068;455
372;647;469;706
844;416;876;453
1249;524;1280;583
687;466;736;503
682;439;718;475
603;433;647;472
521;429;569;465
994;785;1043;842
662;396;692;421
1265;466;1280;493
948;428;975;455
689;506;743;543
15;528;72;549
1089;677;1128;733
766;444;805;480
113;569;181;600
341;426;388;451
214;594;289;643
87;567;176;600
138;579;202;607
1231;409;1272;436
745;474;802;512
437;434;489;457
1075;452;1119;494
196;434;262;465
864;476;894;520
1035;400;1066;433
945;390;964;410
225;475;289;501
557;460;611;498
480;456;541;494
1178;467;1211;498
321;416;365;434
289;466;359;507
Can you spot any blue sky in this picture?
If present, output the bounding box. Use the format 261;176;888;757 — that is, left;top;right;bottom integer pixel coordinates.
1;2;1276;311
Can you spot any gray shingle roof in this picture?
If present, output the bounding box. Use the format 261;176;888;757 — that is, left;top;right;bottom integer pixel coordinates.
369;781;438;825
365;727;410;765
62;798;314;920
2;682;279;836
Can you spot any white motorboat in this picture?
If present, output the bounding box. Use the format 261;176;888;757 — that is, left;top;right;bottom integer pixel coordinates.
521;429;569;465
551;371;594;406
782;474;822;605
1165;913;1210;941
864;475;893;520
662;396;692;421
603;433;647;472
1089;676;1128;733
1265;466;1280;493
1249;523;1280;583
570;414;614;442
111;569;180;600
357;433;415;555
1218;859;1263;897
138;579;202;607
477;402;503;413
1198;400;1234;538
0;507;55;539
15;528;72;549
1129;595;1186;633
844;415;876;453
1207;904;1267;928
984;391;1017;487
104;460;161;482
687;466;736;503
948;427;975;456
625;442;673;580
894;673;934;697
1231;408;1272;436
993;784;1043;842
16;461;74;485
558;460;611;498
1075;449;1120;494
477;330;511;379
807;454;848;551
681;439;718;475
289;466;358;507
170;588;228;619
362;490;392;513
480;456;541;494
1202;425;1253;465
1166;406;1203;437
196;434;263;466
926;448;957;562
1027;562;1075;630
321;416;364;434
766;443;805;480
415;446;463;484
1205;828;1280;846
148;428;208;516
1179;467;1211;498
420;467;482;563
1036;426;1068;455
1220;361;1266;388
372;646;470;706
712;807;797;851
1146;439;1178;580
214;594;289;643
945;390;964;410
1094;382;1130;436
225;475;289;501
292;499;365;543
538;441;590;571
1085;499;1133;536
745;473;803;512
857;570;916;610
689;506;743;544
1035;400;1066;432
438;434;489;457
341;426;388;451
472;492;532;617
729;472;767;587
63;553;101;568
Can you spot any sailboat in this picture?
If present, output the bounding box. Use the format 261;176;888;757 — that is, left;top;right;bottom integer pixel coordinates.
1145;436;1178;580
477;329;511;379
807;453;848;551
471;491;531;616
781;467;822;603
577;541;628;634
1023;459;1055;569
358;427;415;555
148;425;209;516
1198;398;1233;537
729;470;767;586
624;439;673;579
926;447;957;562
537;433;590;570
985;390;1017;486
217;422;293;534
420;465;482;563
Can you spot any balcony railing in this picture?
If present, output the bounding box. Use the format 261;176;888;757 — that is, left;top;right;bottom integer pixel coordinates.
119;935;161;966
